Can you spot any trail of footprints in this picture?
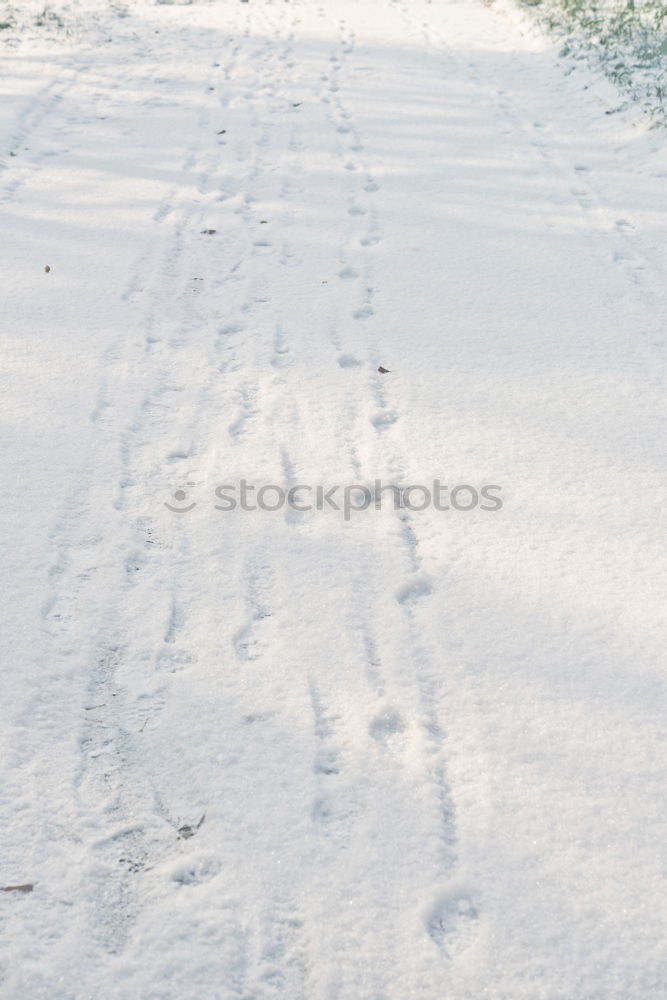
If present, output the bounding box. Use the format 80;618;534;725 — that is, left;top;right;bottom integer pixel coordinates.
309;677;360;845
318;15;396;440
234;558;274;664
30;0;667;983
317;7;479;955
60;5;288;960
37;0;481;974
453;2;662;304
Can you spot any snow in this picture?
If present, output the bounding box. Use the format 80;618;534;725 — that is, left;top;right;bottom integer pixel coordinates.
1;0;666;997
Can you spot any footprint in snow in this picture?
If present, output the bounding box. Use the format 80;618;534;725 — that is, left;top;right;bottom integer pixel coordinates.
369;708;406;744
170;855;221;887
427;886;480;959
370;409;397;431
219;322;245;338
396;574;433;605
353;304;374;320
156;648;196;673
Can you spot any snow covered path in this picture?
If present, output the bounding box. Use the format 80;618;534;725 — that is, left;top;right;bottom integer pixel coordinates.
1;1;666;996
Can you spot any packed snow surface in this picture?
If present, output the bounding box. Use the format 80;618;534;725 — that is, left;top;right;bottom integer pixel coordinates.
1;0;666;997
